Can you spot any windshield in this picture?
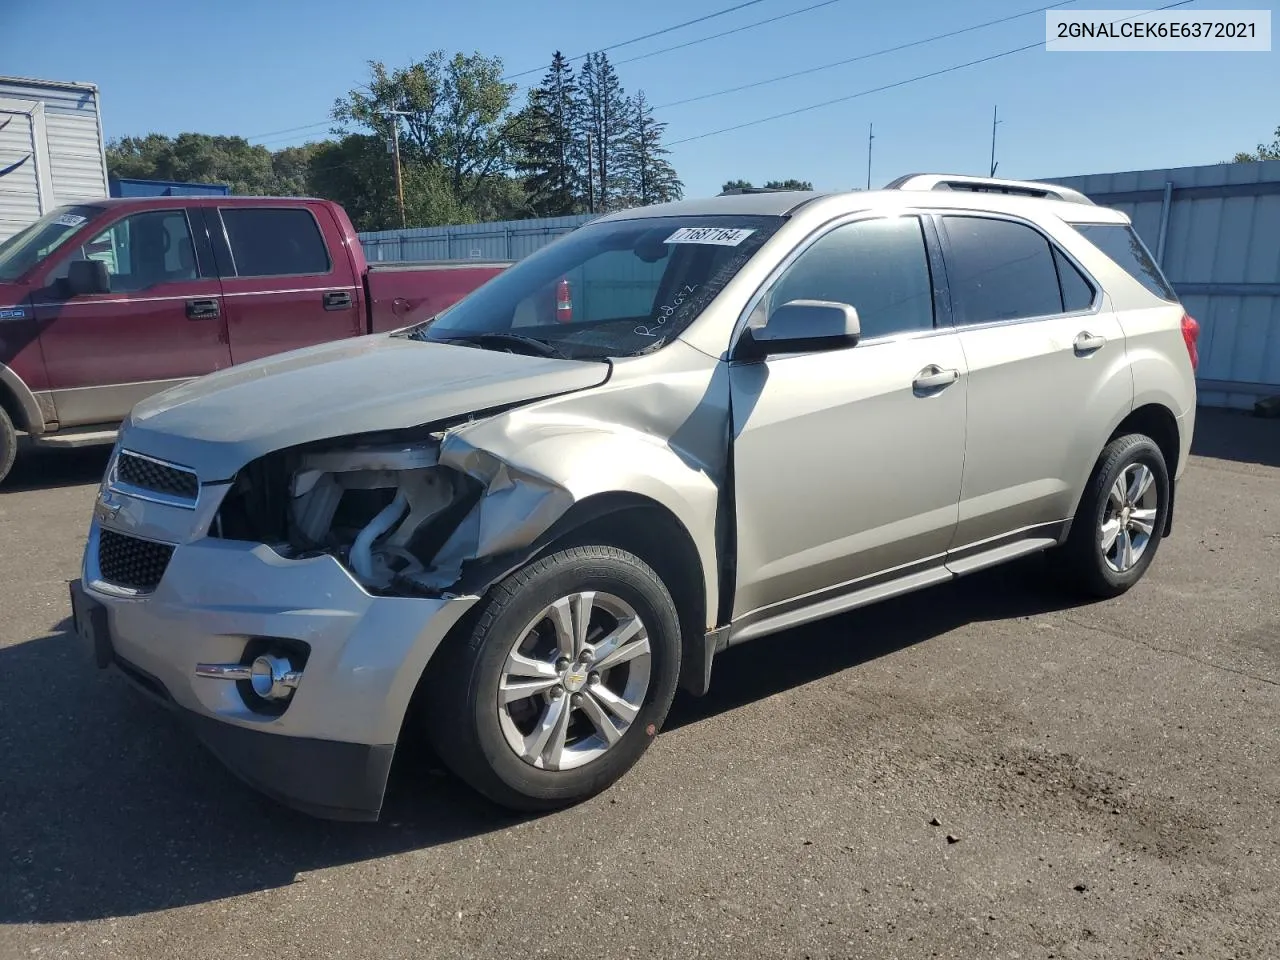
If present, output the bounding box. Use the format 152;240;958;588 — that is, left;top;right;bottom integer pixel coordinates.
407;214;785;359
0;205;103;282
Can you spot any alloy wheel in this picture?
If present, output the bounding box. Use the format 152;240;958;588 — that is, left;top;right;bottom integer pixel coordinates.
496;591;652;771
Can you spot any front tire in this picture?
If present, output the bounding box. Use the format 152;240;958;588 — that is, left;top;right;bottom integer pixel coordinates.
1059;433;1170;598
425;545;681;812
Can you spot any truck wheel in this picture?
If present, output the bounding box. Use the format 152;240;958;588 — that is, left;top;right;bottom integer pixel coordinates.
425;545;681;812
1058;434;1170;599
0;406;17;485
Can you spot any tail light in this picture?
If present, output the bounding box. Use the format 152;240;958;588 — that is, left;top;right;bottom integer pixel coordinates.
555;278;573;324
1181;312;1200;370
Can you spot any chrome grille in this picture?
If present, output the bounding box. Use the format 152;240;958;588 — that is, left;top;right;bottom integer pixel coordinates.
116;451;199;501
97;529;175;592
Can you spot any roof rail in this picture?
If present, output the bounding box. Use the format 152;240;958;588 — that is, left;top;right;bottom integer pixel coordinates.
884;173;1095;206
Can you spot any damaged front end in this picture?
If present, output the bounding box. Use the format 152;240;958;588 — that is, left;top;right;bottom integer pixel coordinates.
211;424;573;598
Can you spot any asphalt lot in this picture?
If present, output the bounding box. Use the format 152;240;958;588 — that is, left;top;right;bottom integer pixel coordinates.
1;407;1277;960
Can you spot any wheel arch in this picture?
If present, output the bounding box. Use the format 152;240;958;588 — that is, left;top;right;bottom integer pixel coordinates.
1107;403;1181;536
0;362;43;434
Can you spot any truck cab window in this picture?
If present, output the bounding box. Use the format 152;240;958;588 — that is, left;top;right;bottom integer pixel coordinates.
220;208;331;277
51;211;198;293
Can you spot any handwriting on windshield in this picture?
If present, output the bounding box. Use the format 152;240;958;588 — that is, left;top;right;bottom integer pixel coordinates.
635;284;698;338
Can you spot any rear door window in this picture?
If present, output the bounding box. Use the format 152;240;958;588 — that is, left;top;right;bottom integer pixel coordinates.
220;208;331;277
1072;223;1177;301
1054;248;1096;313
941;216;1064;325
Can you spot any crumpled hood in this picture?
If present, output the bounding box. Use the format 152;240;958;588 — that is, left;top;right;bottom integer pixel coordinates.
123;334;611;480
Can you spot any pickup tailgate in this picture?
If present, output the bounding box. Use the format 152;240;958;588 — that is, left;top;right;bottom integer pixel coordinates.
366;260;510;333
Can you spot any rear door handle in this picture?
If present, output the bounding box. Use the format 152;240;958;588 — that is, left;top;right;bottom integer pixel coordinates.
912;365;960;394
323;290;353;311
185;298;220;320
1074;332;1106;355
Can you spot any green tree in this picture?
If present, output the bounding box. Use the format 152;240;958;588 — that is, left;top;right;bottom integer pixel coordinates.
306;134;469;232
514;52;585;216
270;143;325;195
764;179;814;190
332;51;516;209
577;52;629;212
617;91;682;207
720;178;814;193
1232;125;1280;162
106;133;275;193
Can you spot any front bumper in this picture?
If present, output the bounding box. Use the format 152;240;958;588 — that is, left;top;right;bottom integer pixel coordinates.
74;515;478;821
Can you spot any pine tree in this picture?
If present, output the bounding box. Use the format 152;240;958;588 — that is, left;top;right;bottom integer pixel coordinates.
619;91;683;207
577;52;629;213
514;52;584;216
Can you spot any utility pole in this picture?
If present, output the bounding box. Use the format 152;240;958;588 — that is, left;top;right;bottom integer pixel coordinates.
989;105;1001;177
586;132;595;214
866;122;875;191
383;110;410;229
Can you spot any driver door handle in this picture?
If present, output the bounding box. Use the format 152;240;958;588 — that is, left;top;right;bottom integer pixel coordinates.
913;365;959;393
1074;332;1107;355
185;298;220;320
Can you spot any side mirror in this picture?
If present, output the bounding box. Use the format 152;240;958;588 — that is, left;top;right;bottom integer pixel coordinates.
66;259;110;297
742;299;860;357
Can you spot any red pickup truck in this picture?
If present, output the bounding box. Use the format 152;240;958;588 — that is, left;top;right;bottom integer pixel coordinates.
0;196;509;482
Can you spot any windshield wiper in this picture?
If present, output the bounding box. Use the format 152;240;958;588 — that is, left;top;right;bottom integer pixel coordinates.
441;332;568;359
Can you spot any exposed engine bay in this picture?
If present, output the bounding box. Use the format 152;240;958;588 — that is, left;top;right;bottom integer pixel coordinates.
212;429;571;596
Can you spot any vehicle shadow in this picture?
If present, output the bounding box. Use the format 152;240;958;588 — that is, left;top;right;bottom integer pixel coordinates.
1190;406;1280;469
2;441;112;492
0;554;1090;924
667;552;1089;730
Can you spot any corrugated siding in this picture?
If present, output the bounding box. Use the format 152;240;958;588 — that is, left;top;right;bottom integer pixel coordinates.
1048;159;1280;409
0;107;40;240
360;214;595;263
0;78;105;240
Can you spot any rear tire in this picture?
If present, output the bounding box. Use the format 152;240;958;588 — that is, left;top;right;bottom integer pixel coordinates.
0;406;17;485
424;545;681;812
1058;433;1170;599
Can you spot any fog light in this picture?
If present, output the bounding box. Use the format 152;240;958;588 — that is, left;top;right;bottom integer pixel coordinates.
195;654;302;702
249;655;301;701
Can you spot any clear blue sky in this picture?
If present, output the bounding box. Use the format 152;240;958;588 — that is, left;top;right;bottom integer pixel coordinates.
4;0;1277;197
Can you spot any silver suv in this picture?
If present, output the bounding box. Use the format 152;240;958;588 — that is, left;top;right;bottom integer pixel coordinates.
70;175;1199;819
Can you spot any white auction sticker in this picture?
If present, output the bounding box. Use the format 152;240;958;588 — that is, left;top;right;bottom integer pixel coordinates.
54;213;87;227
665;226;756;246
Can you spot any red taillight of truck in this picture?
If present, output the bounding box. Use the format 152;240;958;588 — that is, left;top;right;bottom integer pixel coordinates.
555;279;573;324
1181;312;1200;370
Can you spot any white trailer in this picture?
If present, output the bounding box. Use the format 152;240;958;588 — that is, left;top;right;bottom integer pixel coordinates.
0;76;108;242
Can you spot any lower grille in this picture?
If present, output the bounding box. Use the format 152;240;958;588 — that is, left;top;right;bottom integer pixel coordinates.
97;529;175;592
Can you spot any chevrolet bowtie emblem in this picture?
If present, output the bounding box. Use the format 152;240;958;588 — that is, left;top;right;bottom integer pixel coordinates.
95;501;122;523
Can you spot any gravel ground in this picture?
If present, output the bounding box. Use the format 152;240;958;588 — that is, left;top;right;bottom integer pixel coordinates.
1;407;1277;960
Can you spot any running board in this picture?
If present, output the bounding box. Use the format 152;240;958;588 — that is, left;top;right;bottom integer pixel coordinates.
28;428;118;449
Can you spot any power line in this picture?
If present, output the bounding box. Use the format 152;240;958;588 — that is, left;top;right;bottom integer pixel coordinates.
248;0;792;143
501;0;774;80
246;120;333;141
613;0;847;67
667;0;1193;147
655;0;1077;110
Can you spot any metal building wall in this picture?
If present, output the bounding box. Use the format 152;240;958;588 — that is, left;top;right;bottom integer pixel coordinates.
1048;160;1280;409
359;214;595;264
0;77;107;240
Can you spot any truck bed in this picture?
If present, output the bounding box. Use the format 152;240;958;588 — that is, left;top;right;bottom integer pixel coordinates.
366;260;511;333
